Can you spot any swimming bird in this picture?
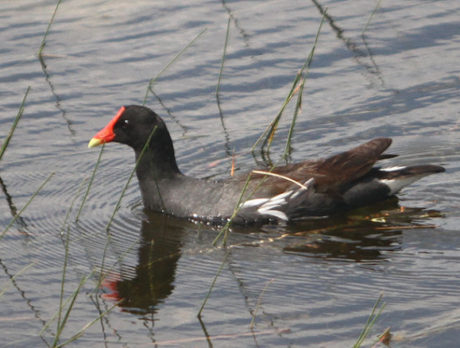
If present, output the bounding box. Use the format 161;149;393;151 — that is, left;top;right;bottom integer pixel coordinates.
88;105;444;224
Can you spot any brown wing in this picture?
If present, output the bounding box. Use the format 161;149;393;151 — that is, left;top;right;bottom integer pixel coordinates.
248;138;392;195
312;138;392;190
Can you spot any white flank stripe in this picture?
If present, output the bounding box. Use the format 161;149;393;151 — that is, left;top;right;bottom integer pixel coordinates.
241;184;313;221
240;198;269;208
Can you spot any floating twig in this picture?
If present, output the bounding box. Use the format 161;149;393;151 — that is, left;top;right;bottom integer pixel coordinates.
252;170;308;189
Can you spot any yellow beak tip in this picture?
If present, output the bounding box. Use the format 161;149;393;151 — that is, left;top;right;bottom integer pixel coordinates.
88;138;103;148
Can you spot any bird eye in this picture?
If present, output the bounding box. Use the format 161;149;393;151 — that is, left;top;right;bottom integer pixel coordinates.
121;119;129;128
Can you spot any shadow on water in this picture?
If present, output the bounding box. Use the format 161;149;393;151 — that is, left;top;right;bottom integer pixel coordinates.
100;197;441;315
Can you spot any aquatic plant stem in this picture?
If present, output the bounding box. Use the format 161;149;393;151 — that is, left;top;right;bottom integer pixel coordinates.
216;17;231;107
0;87;30;161
251;13;325;160
197;251;229;318
105;127;157;233
249;278;275;329
38;0;63;57
353;293;385;347
362;0;383;35
212;172;253;246
216;17;233;155
75;145;105;222
1;172;55;240
55;301;120;348
283;77;304;159
95;126;159;305
143;28;207;105
52;273;93;347
55;178;88;342
0;262;35;298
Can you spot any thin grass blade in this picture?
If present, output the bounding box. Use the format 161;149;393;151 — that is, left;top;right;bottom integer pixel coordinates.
105;127;157;233
283;78;304;159
143;28;207;105
353;293;385;348
362;0;383;35
55;300;120;348
38;0;63;57
197;251;229;318
1;172;54;240
251;13;325;159
216;17;231;101
75;145;104;222
212;172;253;246
52;273;93;347
0;262;35;297
0;86;31;161
249;278;275;329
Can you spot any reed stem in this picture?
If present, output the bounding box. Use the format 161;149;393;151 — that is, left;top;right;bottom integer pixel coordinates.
0;86;31;161
38;0;63;57
1;172;54;240
143;28;207;105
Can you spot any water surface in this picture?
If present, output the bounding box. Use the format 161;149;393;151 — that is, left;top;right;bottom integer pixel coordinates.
1;0;460;346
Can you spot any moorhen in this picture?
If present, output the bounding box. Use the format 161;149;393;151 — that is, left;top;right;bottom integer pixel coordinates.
88;105;445;224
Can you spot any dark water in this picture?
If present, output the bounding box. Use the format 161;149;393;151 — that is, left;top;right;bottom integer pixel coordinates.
1;0;460;346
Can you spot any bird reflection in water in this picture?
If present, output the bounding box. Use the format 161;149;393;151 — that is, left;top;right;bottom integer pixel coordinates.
282;197;442;261
100;198;442;314
101;211;185;315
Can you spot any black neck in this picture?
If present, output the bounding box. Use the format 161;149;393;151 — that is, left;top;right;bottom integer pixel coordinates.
134;133;181;180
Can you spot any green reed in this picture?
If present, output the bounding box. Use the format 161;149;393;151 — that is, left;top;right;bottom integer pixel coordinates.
200;13;326;320
0;87;30;161
0;262;35;298
197;251;229;318
362;0;383;35
212;172;253;246
353;293;386;347
216;17;231;111
249;278;275;329
251;13;326;162
75;145;104;222
38;0;63;58
55;178;88;344
1;172;54;240
143;28;207;105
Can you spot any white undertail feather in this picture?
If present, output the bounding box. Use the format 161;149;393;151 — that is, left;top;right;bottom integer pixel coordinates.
379;166;436;195
256;190;293;221
381;166;407;172
379;175;426;195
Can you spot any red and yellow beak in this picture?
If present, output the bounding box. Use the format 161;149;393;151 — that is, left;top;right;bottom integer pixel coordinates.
88;106;126;148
